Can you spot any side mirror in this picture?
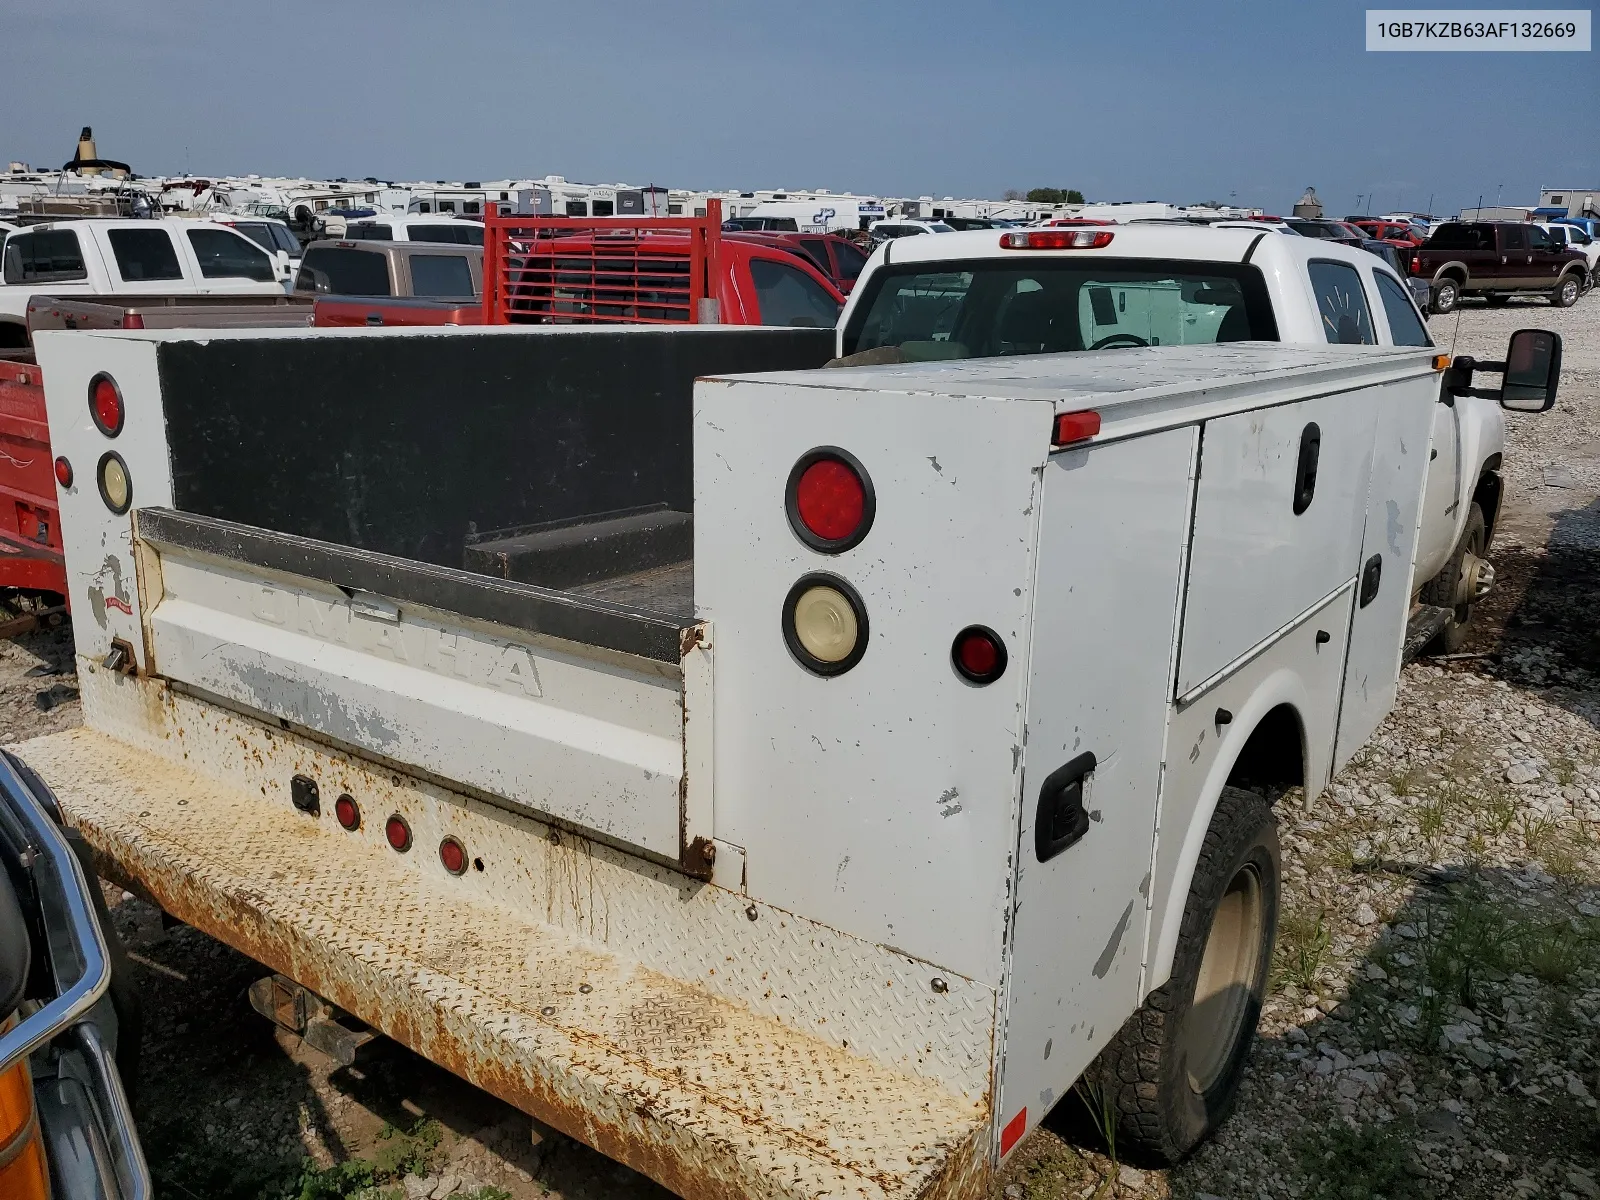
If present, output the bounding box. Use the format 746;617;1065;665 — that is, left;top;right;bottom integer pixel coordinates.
1442;328;1562;413
1501;328;1561;412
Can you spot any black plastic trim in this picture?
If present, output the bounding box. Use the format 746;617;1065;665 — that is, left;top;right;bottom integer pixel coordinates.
951;625;1007;685
96;452;132;515
135;508;690;663
785;447;876;554
87;372;124;438
781;572;869;677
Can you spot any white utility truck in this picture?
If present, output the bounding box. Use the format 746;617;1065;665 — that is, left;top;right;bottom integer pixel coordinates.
834;224;1518;652
15;321;1560;1198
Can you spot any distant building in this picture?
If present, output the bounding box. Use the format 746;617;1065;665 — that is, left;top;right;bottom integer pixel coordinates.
1539;188;1599;218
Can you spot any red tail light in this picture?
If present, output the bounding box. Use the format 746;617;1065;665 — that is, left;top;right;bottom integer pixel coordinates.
952;626;1007;684
1052;410;1102;447
89;374;124;437
53;457;73;488
384;813;412;852
786;448;875;552
439;836;468;875
334;793;360;831
1001;229;1114;250
122;313;145;330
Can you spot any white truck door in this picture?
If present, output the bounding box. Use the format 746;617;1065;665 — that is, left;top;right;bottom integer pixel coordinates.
996;425;1196;1157
1333;373;1440;769
1412;395;1462;586
1177;392;1381;702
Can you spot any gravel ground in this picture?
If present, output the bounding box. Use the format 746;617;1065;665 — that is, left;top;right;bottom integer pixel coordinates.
4;294;1597;1200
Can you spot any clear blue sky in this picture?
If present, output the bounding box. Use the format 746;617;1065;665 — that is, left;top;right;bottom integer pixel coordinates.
5;0;1595;217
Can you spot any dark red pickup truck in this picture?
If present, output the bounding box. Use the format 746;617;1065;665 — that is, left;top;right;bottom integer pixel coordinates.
1411;221;1589;313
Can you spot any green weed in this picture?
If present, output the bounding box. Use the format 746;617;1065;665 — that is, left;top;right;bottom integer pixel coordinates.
1275;907;1332;992
1293;1116;1424;1199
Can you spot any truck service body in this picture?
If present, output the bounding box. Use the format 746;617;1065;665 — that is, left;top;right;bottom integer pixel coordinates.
12;319;1457;1197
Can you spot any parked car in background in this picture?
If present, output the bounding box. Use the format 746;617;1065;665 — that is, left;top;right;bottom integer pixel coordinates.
1284;218;1365;246
724;230;869;294
867;218;955;239
1553;216;1599;242
292;239;484;299
1362;239;1431;310
343;215;485;246
1411;221;1589;312
1349;218;1425;247
722;216;802;232
937;216;1014;231
1542;221;1599;273
0;218;286;346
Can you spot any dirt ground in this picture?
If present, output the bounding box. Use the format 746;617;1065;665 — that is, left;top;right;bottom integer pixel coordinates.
3;293;1597;1200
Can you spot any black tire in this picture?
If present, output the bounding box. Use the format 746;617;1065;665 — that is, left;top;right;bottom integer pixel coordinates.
1551;274;1581;308
1420;502;1487;655
1082;786;1279;1166
1485;294;1510;307
1430;278;1461;314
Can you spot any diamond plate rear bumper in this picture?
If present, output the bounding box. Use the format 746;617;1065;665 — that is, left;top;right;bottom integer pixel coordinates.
15;724;991;1200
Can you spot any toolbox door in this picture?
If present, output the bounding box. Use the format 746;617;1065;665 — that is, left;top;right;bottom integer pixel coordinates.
1176;392;1381;698
995;426;1196;1158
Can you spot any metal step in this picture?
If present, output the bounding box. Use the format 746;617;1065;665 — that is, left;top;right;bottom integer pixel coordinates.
17;726;988;1200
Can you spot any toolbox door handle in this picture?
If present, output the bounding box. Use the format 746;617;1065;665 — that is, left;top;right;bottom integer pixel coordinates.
1036;751;1096;863
1292;422;1321;515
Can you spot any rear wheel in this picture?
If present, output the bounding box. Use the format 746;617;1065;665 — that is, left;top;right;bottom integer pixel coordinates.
1421;502;1489;654
1551;274;1581;308
1430;278;1461;314
1083;786;1279;1165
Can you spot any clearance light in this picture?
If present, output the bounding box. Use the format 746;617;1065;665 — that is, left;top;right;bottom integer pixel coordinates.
96;452;131;514
0;1024;48;1200
89;374;124;437
1052;410;1102;447
334;793;361;831
952;626;1007;685
783;574;868;676
1000;229;1114;250
53;457;73;488
439;836;468;876
384;813;412;852
786;448;874;552
1432;354;1451;371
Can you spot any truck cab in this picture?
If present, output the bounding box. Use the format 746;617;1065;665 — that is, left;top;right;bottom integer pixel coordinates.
291;239;484;300
0;218;286;347
1411;220;1589;313
835;223;1521;651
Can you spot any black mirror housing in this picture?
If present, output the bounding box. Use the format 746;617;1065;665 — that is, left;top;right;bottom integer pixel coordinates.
1501;329;1561;412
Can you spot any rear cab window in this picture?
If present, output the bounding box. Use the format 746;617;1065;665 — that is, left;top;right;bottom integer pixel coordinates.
1307;260;1376;345
3;228;88;284
107;228;185;283
408;253;477;297
345;223;394;241
842;258;1277;360
295;246;393;296
1373;273;1432;347
410;224;484;246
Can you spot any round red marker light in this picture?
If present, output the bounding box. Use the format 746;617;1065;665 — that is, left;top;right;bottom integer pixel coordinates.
439;836;468;876
384;813;412;852
54;457;73;488
786;448;874;553
89;375;125;437
334;793;360;831
952;626;1007;685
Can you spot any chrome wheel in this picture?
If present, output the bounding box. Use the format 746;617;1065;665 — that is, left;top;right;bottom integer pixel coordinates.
1181;862;1265;1095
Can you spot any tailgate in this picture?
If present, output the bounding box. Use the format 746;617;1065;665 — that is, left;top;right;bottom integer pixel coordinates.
136;507;713;869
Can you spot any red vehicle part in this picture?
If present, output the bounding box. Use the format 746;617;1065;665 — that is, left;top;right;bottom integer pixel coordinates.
0;360;68;600
314;297;486;328
484;199;725;326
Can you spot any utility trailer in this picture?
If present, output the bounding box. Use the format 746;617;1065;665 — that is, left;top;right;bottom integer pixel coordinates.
16;323;1486;1196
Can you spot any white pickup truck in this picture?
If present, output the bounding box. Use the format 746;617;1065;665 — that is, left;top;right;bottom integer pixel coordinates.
834;224;1515;651
12;320;1559;1196
0;218;290;346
